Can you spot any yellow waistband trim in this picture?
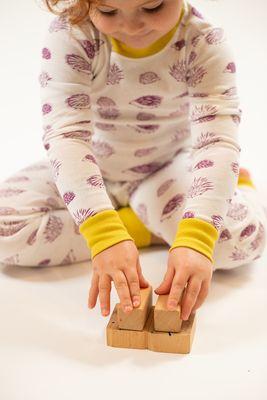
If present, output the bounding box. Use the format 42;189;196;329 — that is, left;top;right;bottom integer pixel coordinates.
106;3;185;58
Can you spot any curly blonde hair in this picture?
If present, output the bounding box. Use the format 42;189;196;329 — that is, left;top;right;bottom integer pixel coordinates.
43;0;101;25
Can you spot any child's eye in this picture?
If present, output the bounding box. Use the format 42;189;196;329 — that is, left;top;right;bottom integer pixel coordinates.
98;2;164;16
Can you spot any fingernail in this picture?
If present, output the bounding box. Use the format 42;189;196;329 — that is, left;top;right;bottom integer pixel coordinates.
133;297;140;307
102;308;109;315
124;305;133;312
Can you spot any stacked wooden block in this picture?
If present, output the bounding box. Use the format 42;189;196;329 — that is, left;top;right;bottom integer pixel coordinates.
106;285;196;354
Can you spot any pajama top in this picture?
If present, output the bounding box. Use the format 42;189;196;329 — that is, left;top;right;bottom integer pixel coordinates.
39;0;242;261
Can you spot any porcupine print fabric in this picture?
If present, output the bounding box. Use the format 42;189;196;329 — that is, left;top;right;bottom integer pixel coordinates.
0;0;266;268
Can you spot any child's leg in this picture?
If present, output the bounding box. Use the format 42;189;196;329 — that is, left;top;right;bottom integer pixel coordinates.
128;149;267;271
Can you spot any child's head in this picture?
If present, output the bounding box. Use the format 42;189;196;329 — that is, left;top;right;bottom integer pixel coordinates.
44;1;183;48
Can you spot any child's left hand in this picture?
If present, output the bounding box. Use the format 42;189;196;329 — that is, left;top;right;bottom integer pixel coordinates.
154;247;214;320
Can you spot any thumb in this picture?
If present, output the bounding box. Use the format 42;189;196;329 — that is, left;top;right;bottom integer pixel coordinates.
136;257;150;288
154;265;175;294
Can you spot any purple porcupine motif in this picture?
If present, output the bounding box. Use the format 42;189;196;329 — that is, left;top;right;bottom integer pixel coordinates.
226;203;249;221
139;72;161;85
82;154;98;164
193;159;214;170
63;191;75;205
0;207;18;216
97;97;116;107
172;39;186;51
1;255;20;266
253;255;261;261
21;163;49;172
190;105;218;124
107;63;124;85
66;94;90;109
136;203;149;226
27;229;38;246
39;72;52;88
193;132;221;150
130;95;162;108
218;228;232;242
169;60;187;83
60;249;77;265
98;107;119;120
0;220;28;237
73;221;80;235
87;174;105;188
239;224;257;241
42;47;51;60
188;51;197;64
0;188;25;198
65;54;91;74
92;140;114;158
157;179;176;197
211;215;223;230
171;128;190;142
160;193;185;222
231;115;241;125
205;28;224;45
4;176;30;183
134;147;157;157
63;130;91;141
192;93;209;97
186;65;208;88
133;124;160;134
177;91;189;98
136;112;156;121
125;162;163;174
75;208;97;225
224;62;236;73
222;87;237;97
43;215;64;243
42;103;52;115
97;123;116;131
229;246;249;261
191;7;204;19
231;162;239;176
250;222;265;251
50;159;61;181
49;16;69;33
38;259;51;266
182;211;195;218
187;177;214;198
79;39;103;59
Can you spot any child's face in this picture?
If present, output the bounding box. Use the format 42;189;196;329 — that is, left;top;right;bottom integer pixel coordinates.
89;0;183;48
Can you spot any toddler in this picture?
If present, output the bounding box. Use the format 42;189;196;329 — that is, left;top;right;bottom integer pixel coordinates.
0;0;266;321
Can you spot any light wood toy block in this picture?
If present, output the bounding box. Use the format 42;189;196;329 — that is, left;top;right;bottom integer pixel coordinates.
147;306;196;354
106;305;196;354
117;285;152;331
154;294;183;333
106;303;153;350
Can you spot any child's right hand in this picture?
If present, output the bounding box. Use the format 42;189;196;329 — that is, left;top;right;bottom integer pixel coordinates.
88;239;150;317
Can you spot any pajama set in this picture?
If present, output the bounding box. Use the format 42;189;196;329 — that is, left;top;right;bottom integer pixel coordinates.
0;0;266;270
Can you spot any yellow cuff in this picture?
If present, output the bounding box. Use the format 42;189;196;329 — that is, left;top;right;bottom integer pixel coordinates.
169;218;219;263
117;207;152;248
79;209;135;259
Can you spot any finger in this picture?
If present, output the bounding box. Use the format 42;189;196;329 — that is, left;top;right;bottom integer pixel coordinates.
113;270;133;314
98;274;112;317
124;266;142;308
181;277;202;320
154;265;175;295
191;280;210;313
136;257;150;288
88;273;99;309
167;273;187;310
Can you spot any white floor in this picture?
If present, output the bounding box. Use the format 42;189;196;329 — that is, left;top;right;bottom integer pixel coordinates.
1;1;267;399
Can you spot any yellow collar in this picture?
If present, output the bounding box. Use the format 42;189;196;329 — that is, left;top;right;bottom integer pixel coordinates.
106;4;185;58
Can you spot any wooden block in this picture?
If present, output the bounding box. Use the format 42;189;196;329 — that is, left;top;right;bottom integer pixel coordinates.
117;285;152;331
106;303;154;350
154;294;183;333
147;306;196;354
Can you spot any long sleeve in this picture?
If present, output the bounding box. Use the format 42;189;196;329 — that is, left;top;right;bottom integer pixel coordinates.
39;17;134;258
169;26;242;263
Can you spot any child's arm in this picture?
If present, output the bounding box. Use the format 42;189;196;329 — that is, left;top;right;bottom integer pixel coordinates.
39;17;134;258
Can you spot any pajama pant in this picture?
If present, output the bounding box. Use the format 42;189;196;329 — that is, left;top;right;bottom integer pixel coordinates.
0;147;266;271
